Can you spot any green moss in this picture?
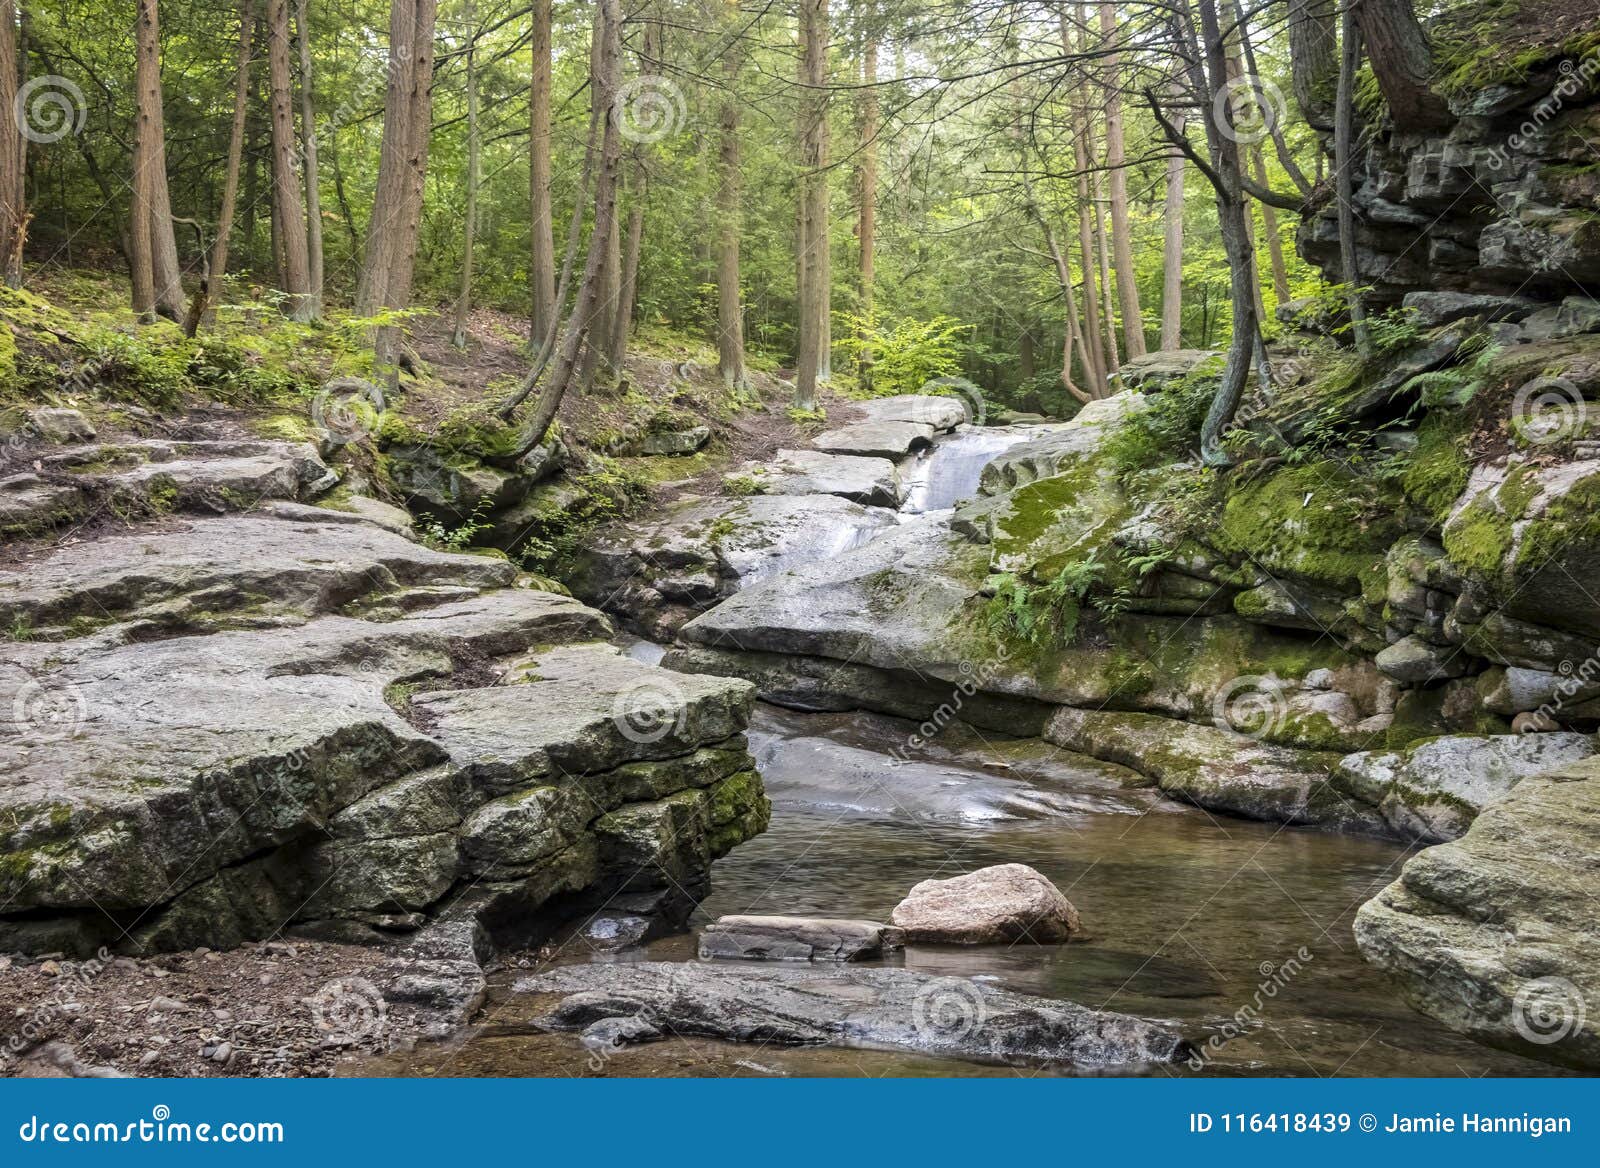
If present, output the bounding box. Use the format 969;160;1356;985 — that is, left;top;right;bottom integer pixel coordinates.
1515;471;1600;576
1212;461;1400;591
1403;411;1473;523
1443;493;1515;575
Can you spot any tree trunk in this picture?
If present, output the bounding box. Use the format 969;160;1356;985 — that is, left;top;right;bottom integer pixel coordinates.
794;0;831;410
131;0;184;320
1061;12;1105;390
1353;0;1450;130
0;0;24;287
294;0;323;315
452;8;479;350
578;5;619;389
513;0;624;455
1187;0;1259;465
183;0;254;336
1337;0;1371;353
1160;109;1185;350
714;0;747;390
610;165;645;370
356;0;436;366
856;33;879;389
1098;2;1145;358
266;0;311;320
1288;0;1337;128
529;0;555;342
1093;171;1120;376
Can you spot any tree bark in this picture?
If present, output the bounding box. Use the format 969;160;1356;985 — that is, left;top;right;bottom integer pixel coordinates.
714;0;747;390
1352;0;1450;130
266;0;311;320
1337;0;1371;353
132;0;185;320
0;0;24;287
528;0;555;343
1160;108;1185;350
1288;0;1337;128
182;0;254;336
452;6;479;349
610;165;644;370
356;0;436;366
512;0;624;455
856;32;879;389
1098;2;1145;358
794;0;831;410
294;0;323;315
1061;13;1105;391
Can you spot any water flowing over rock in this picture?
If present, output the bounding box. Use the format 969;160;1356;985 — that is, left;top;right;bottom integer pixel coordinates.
516;961;1191;1069
890;864;1080;944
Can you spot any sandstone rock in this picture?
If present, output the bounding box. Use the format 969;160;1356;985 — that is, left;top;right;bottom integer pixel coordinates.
1355;754;1600;1070
739;448;905;508
850;394;968;430
812;420;936;460
518;960;1191;1068
890;864;1079;944
698;915;905;961
1334;732;1597;842
1401;291;1539;327
1516;296;1600;342
40;438;335;516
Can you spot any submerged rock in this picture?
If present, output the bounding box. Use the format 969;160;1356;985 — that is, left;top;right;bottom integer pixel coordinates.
1356;754;1600;1070
698;915;904;962
517;960;1190;1068
890;864;1080;944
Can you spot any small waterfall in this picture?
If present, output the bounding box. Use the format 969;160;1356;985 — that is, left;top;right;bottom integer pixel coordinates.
899;426;1043;514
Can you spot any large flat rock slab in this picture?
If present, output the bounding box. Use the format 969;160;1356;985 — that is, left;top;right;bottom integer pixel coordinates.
1355;755;1600;1070
812;419;936;460
517;960;1190;1068
0;512;517;634
849;394;969;430
733;448;904;508
698;915;904;962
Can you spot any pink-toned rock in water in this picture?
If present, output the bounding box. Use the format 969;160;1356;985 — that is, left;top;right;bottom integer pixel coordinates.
890;863;1080;944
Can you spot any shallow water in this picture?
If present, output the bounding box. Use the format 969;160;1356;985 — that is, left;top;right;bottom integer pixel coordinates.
899;425;1042;513
371;704;1563;1079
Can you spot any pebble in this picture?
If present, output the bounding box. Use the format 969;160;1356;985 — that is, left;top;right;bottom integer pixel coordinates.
148;995;187;1013
139;1050;161;1067
210;1042;234;1064
39;960;61;976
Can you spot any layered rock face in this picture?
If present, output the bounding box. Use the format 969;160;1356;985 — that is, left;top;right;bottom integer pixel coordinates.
0;434;768;958
1299;59;1600;305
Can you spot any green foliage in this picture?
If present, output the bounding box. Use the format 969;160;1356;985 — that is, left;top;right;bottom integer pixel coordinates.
836;313;971;397
417;496;495;551
984;551;1108;648
1100;360;1223;476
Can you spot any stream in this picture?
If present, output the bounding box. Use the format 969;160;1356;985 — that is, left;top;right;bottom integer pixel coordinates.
369;424;1565;1078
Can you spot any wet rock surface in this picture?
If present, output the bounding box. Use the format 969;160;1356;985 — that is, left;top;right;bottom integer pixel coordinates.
890;864;1080;945
698;915;904;962
517;960;1191;1069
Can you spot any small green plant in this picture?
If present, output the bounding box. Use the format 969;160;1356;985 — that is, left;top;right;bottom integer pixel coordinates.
984;551;1108;647
418;496;495;551
786;404;827;425
722;473;766;497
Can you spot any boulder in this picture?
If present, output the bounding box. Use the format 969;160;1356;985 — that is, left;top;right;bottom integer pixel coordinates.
1116;349;1220;391
1375;634;1471;684
1355;754;1600;1070
698;915;905;962
737;448;905;508
890;864;1080;944
1334;732;1598;842
517;961;1191;1068
850;394;969;430
629;426;710;456
812;420;938;460
1401;291;1539;327
3;407;97;444
1517;296;1600;343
